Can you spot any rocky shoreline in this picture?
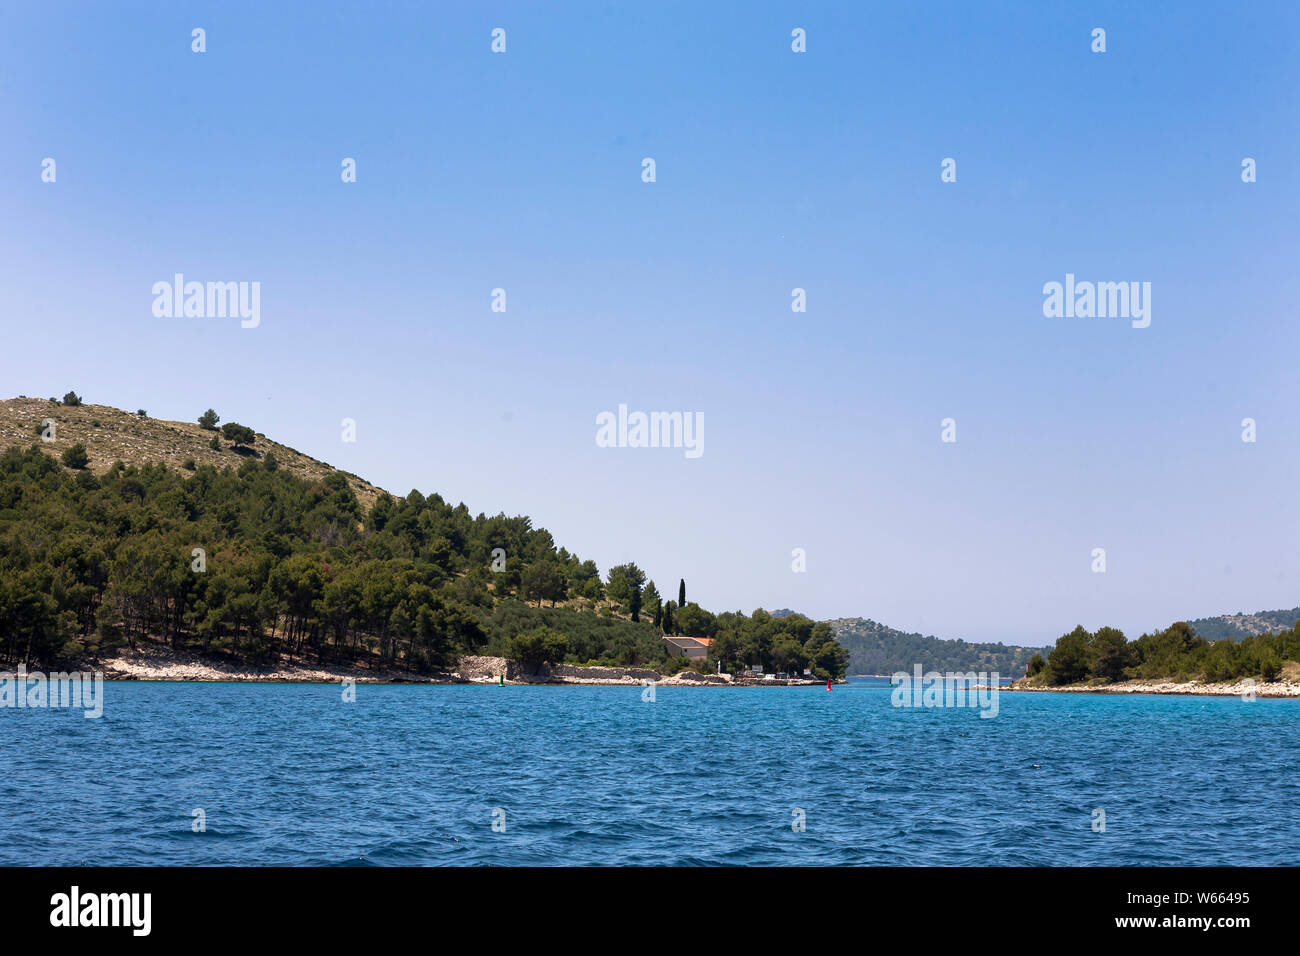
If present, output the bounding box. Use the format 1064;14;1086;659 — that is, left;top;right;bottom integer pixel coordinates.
1006;676;1300;698
88;646;835;687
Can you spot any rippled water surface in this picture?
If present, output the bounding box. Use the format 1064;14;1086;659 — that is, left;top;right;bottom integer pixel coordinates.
4;678;1297;865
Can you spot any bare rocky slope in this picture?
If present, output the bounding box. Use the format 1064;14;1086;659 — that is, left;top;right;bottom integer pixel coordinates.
1187;608;1300;641
0;396;385;510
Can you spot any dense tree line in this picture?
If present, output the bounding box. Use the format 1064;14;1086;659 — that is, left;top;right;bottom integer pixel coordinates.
0;443;848;678
708;608;848;678
0;445;485;671
478;599;676;669
1034;621;1300;685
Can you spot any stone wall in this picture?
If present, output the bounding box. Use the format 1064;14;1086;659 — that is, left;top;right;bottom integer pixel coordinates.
454;655;523;682
547;663;662;683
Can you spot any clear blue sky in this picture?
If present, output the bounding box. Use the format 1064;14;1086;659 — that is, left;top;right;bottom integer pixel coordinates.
3;2;1298;646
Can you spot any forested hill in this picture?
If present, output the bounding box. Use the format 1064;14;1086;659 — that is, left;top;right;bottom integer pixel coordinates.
0;394;849;679
829;617;1035;676
1187;608;1300;642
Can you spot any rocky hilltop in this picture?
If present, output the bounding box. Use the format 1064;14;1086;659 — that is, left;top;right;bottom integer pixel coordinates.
1188;608;1300;641
0;395;384;510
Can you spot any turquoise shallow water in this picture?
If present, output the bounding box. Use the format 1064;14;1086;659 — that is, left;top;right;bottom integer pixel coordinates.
3;677;1297;865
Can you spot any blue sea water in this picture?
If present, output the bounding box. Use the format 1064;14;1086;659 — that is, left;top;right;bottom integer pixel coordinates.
3;677;1297;866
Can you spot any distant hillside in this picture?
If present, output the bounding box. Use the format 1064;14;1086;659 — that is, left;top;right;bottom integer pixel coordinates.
1188;608;1300;642
829;617;1035;676
0;396;384;510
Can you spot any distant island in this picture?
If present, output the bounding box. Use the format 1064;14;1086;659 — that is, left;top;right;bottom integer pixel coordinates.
0;395;848;684
829;617;1035;677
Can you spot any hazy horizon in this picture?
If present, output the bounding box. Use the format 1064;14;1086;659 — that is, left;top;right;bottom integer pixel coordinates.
3;2;1298;645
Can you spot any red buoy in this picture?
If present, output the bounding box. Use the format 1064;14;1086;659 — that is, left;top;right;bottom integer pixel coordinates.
826;678;832;691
